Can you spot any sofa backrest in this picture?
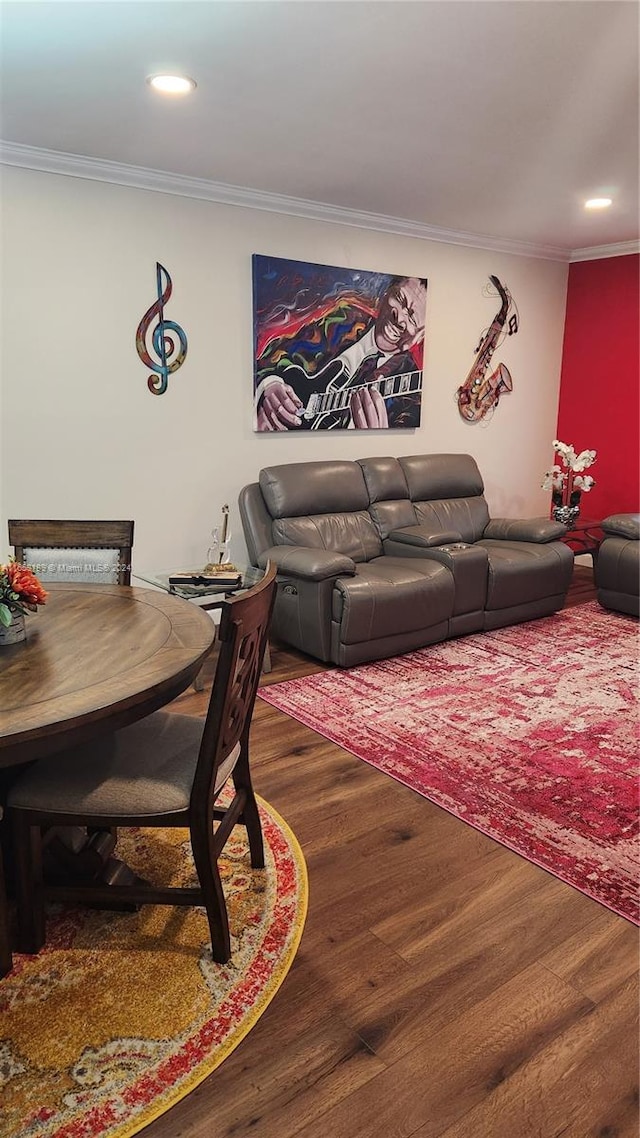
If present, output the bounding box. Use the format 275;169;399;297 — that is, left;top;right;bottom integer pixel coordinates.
358;456;416;539
398;454;490;542
240;454;492;565
258;460;383;562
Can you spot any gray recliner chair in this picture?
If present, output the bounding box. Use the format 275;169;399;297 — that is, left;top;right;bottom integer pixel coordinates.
239;454;574;667
596;513;640;617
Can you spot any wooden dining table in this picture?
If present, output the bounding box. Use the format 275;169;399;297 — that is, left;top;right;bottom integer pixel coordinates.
0;583;215;972
0;582;215;767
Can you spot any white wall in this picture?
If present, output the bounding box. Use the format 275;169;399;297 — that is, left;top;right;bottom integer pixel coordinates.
0;166;568;574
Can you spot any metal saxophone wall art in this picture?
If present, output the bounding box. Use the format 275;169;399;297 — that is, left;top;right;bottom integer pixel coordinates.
456;275;519;423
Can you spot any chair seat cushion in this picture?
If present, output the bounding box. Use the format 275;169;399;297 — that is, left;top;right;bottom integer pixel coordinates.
8;713;240;817
478;540;573;611
332;557;453;645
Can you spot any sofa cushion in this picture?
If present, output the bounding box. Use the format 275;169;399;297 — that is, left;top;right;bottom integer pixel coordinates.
397;452;490;542
479;539;573;610
331;557;454;644
413;497;490;543
368;499;418;540
399;453;485;500
358;456;417;539
601;513;640;540
358;456;409;502
259;460;368;518
272;512;382;562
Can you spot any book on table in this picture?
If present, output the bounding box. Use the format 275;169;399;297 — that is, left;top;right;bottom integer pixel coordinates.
168;569;242;589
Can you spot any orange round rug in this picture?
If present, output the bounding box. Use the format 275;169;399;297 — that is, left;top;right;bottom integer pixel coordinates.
0;797;307;1138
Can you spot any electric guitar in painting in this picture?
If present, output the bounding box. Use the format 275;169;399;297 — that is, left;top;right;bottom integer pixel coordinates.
265;359;422;430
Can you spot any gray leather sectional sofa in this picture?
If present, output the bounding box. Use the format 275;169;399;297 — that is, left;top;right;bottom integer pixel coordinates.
239;454;574;666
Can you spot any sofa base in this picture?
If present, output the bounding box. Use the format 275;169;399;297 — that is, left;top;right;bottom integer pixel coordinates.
449;610;485;638
331;619;450;668
482;593;567;631
597;589;639;618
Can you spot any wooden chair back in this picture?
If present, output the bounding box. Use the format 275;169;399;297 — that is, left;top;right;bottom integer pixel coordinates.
8;520;134;586
192;563;277;810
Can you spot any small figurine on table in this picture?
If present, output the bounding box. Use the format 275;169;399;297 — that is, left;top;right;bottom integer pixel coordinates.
204;505;237;574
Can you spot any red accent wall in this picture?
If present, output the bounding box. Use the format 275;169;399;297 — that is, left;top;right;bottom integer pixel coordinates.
556;255;639;519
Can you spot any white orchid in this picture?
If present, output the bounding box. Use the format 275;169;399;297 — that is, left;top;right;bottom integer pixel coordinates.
572;449;597;472
573;474;595;492
541;465;566;492
552;440;576;466
544;439;596;510
552;440;596;472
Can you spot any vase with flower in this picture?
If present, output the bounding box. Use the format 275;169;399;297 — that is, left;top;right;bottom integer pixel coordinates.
541;439;597;526
0;560;48;645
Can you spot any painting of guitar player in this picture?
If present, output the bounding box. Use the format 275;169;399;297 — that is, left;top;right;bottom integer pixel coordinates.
252;255;428;431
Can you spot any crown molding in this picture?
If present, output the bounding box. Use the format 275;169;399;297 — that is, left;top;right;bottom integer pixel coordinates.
569;240;640;262
0;139;608;264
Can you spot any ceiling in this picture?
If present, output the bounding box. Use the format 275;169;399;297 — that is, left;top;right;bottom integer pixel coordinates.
1;0;638;259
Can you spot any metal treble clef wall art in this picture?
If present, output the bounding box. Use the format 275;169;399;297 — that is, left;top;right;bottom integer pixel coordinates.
456;275;519;424
135;262;188;395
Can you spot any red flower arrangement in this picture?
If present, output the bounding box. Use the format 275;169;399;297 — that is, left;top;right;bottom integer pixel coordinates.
0;560;48;628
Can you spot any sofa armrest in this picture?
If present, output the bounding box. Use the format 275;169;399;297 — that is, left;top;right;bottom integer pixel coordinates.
387;525;463;548
257;546;356;581
601;513;640;540
483;518;566;543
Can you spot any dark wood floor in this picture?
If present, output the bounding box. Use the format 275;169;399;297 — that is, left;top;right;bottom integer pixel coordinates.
149;567;639;1138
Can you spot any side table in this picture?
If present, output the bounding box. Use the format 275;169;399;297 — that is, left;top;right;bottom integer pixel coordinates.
134;565;271;687
557;518;603;565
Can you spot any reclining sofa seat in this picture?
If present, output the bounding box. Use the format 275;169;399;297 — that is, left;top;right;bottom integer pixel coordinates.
241;459;454;667
366;454;573;632
239;454;573;667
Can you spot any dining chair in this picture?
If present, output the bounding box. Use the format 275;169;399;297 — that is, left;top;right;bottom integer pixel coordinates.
8;519;134;585
8;519;135;883
8;563;277;964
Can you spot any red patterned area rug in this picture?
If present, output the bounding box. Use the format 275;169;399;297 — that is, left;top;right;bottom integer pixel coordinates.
0;796;307;1138
260;602;638;923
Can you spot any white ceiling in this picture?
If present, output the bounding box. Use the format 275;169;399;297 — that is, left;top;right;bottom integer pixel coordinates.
1;0;638;259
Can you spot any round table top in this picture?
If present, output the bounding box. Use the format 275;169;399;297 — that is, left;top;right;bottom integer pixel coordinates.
0;583;215;767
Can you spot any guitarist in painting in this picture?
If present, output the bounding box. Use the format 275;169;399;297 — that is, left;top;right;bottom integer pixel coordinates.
254;274;428;431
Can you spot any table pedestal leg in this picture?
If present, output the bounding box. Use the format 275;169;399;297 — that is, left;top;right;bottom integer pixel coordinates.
43;827;146;907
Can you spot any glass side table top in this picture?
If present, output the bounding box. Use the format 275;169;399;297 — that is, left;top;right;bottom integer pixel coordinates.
134;564;264;606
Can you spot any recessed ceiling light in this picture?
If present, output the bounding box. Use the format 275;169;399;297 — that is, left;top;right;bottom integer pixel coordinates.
147;75;197;95
584;197;612;210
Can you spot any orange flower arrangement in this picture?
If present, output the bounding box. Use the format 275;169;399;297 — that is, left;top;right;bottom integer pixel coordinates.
0;560;47;628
